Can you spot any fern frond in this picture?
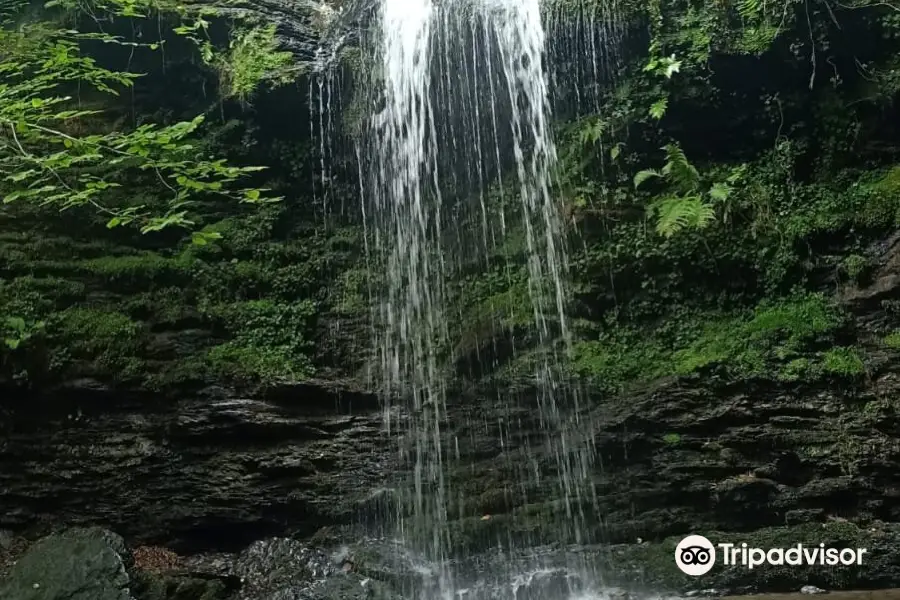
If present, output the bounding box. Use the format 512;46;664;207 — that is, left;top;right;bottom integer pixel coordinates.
649;97;668;120
709;182;732;202
578;119;605;147
661;143;700;193
634;169;662;189
651;195;716;237
737;0;763;19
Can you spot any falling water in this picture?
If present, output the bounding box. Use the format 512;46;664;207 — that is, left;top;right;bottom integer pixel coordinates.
347;0;627;597
487;0;600;577
545;0;625;117
364;0;458;596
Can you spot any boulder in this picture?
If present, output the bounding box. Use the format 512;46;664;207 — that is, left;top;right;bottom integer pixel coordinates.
0;528;132;600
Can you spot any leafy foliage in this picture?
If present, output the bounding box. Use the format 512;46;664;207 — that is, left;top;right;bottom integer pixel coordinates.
4;0;900;398
0;0;282;234
634;144;741;237
2;316;45;350
215;25;296;102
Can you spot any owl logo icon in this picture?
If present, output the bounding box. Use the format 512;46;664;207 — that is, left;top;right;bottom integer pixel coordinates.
675;535;716;576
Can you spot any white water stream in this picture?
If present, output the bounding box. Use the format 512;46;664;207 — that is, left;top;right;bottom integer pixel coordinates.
349;0;622;597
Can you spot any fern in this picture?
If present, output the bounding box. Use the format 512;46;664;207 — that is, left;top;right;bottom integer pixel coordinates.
652;195;716;237
649;97;668;120
709;182;732;202
661;143;700;193
737;0;763;19
578;119;605;147
634;169;662;189
634;145;733;237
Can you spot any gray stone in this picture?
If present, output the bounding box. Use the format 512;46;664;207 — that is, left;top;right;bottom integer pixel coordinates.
0;528;132;600
801;585;828;594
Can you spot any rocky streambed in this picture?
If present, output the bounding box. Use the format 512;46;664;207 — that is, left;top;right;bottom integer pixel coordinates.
3;525;900;600
5;366;900;598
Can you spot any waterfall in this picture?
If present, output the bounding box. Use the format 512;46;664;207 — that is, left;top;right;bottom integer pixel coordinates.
367;0;457;595
344;0;621;596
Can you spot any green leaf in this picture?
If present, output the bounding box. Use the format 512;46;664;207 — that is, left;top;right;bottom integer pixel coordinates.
106;217;122;229
662;144;700;192
649;98;668;120
652;195;716;237
634;169;662;189
664;58;682;79
6;317;26;331
244;189;260;201
610;144;621;160
709;182;732;202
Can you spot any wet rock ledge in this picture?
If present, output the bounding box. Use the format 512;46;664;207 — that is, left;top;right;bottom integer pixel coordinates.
0;381;394;553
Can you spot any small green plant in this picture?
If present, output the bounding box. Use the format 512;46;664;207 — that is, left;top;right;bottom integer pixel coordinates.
842;254;868;281
662;433;682;445
883;330;900;349
821;347;866;377
202;299;317;382
634;144;745;237
2;316;45;349
215;25;296;103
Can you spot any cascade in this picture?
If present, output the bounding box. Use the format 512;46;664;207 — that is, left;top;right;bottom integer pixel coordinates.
368;0;456;595
341;0;623;596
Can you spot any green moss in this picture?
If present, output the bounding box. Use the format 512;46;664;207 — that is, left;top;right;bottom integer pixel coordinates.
332;268;369;316
883;330;900;349
0;276;86;318
573;293;849;390
80;254;193;288
202;299;317;382
49;307;145;380
662;433;682;445
572;328;669;391
868;165;900;197
821;346;866;377
453;268;534;361
122;287;192;324
206;341;312;382
674;293;844;377
842;254;868;281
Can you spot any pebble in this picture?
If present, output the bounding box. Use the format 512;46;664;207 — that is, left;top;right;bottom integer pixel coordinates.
801;585;828;594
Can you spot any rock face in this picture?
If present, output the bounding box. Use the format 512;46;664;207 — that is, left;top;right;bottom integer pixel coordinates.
0;382;393;553
5;245;900;595
215;0;374;62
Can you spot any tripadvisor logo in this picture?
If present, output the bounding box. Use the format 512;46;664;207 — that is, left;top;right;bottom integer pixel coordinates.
674;535;868;576
675;535;716;576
